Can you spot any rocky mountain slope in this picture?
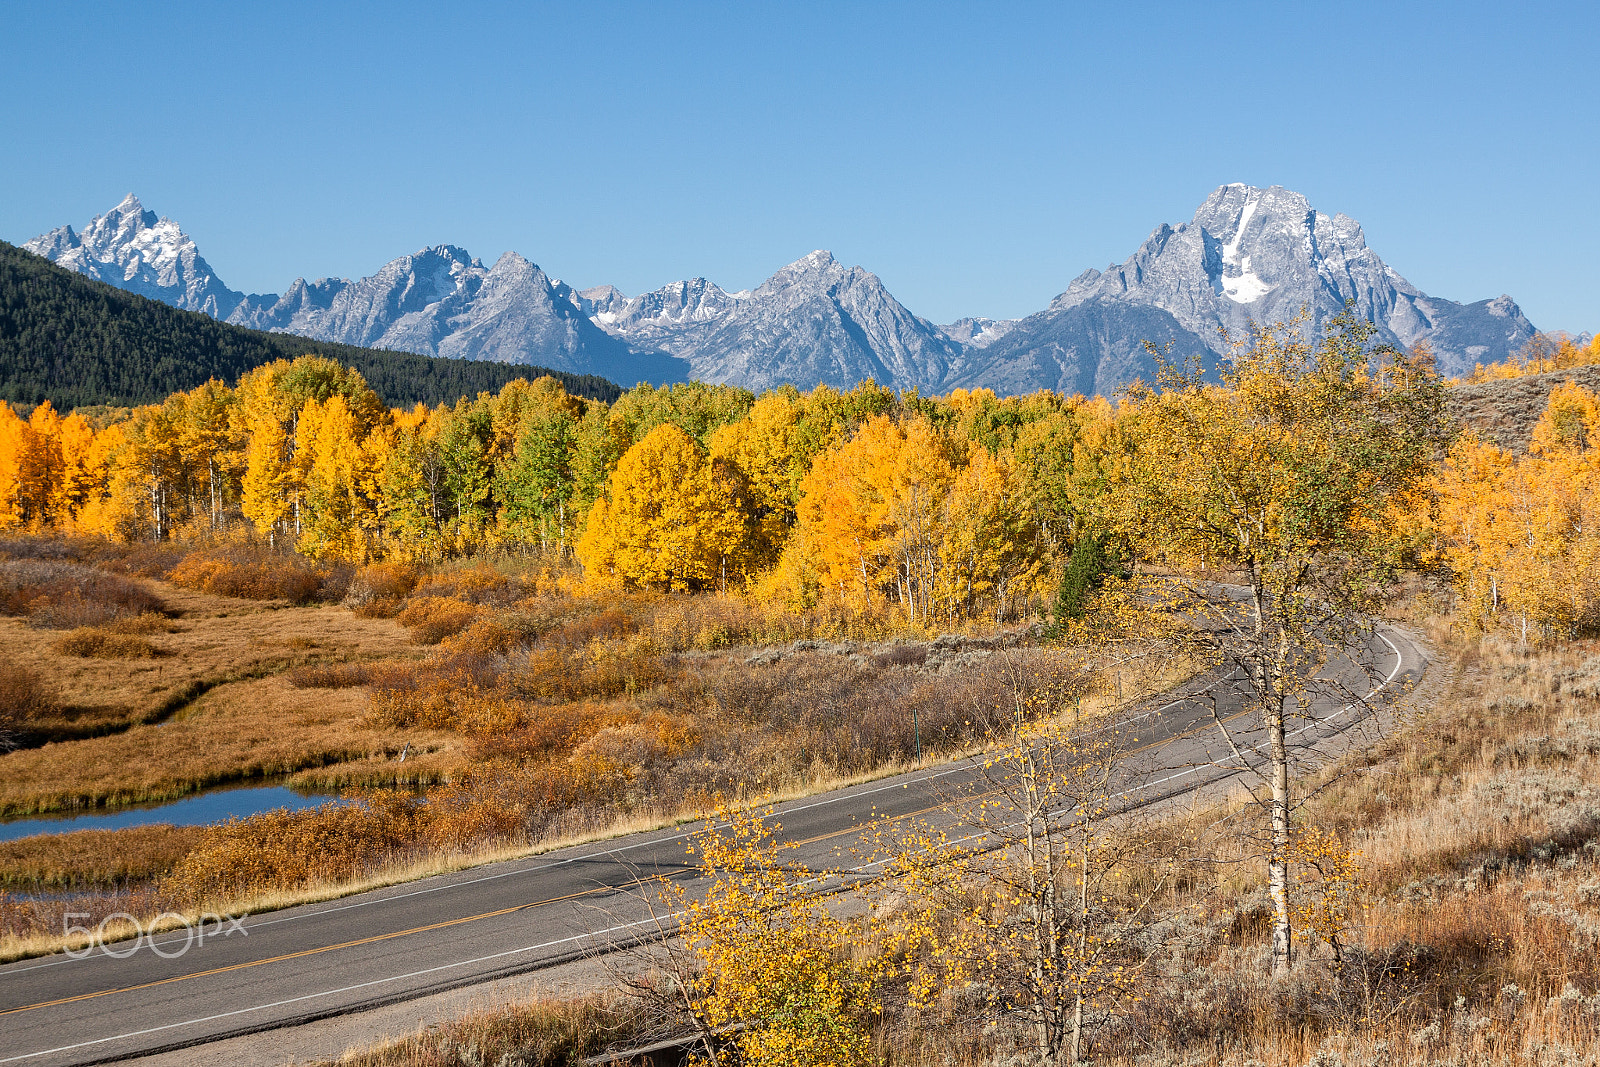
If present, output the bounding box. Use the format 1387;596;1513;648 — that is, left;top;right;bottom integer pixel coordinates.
951;184;1538;396
230;245;685;385
1448;363;1600;454
24;194;264;321
29;187;1543;397
585;251;968;392
0;240;622;410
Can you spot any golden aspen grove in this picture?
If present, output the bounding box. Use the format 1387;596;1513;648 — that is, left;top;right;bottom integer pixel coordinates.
0;335;1594;640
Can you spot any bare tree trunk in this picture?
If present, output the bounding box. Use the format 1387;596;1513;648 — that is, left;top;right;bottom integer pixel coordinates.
1071;829;1089;1065
1247;572;1295;977
1268;692;1293;976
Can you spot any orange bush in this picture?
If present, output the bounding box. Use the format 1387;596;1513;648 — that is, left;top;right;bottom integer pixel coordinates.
168;546;326;604
463;701;630;761
412;567;523;607
345;562;420;618
163;789;427;904
443;618;529;657
396;596;483;644
541;608;636;649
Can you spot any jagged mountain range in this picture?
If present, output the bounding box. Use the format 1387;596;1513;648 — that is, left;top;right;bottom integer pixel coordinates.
26;186;1541;396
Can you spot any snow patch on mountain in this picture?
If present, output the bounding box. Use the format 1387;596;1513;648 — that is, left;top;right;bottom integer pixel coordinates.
23;194;266;320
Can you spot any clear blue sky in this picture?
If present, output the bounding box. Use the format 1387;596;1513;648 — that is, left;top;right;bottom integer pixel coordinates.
3;0;1595;332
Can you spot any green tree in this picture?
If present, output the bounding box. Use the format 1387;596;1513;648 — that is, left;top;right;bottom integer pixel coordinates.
496;408;578;551
1050;532;1119;630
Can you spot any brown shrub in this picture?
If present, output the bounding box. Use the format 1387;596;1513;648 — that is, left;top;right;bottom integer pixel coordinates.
0;537;79;562
444;618;529;657
519;638;673;703
412;567;524;607
0;663;57;749
168;546;326;604
463;702;631;761
674;649;1083;776
0;824;207;890
101;612;179;634
160;767;623;905
50;628;161;659
397;596;483;644
286;662;376;689
163;789;428;904
0;559;167;628
345;562;419;618
365;652;507;730
83;540;189;578
539;608;635;650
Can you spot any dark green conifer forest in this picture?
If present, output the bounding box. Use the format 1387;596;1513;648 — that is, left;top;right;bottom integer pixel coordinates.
0;241;622;409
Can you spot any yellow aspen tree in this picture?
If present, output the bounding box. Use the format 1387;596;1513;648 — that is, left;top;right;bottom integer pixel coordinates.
73;422;133;539
24;402;65;528
374;413;448;562
1111;308;1448;976
0;405;32;529
708;390;806;566
937;445;1039;622
575;423;752;592
296;395;374;562
672;804;876;1067
870;708;1173;1067
235;372;298;542
173;380;237;531
233;357;385;545
788;414;956;620
1289;823;1362;965
53;411;101;528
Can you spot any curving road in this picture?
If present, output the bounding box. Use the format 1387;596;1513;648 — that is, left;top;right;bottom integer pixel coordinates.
0;625;1426;1066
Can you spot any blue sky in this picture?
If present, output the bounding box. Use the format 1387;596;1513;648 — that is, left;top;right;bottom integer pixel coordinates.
3;1;1595;331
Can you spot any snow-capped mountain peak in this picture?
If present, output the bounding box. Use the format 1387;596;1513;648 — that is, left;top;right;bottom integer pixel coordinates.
24;193;257;319
951;182;1538;397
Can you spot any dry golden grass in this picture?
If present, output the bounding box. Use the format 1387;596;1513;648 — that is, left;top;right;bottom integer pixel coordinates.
310;994;646;1067
0;671;458;816
0;824;206;890
49;627;162;658
0;576;423;743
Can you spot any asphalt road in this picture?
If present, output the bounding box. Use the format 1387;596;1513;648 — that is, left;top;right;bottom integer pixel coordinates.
0;625;1426;1066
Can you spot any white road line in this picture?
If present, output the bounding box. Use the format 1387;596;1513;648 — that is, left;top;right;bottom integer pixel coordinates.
0;916;664;1064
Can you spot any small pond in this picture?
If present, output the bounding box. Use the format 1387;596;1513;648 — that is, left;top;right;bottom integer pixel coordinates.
0;785;343;842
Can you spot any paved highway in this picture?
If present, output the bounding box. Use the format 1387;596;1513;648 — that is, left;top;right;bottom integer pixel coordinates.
0;625;1426;1065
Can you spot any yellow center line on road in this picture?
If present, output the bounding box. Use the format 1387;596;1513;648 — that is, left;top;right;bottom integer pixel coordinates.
0;882;639;1019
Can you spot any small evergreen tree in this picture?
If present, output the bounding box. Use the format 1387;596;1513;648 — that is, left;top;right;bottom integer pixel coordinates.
1051;532;1114;630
